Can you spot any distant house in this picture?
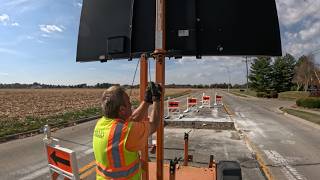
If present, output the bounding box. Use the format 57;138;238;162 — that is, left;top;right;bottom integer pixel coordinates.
31;85;43;89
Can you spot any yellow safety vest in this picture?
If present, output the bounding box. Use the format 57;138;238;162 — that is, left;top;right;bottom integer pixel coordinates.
93;116;141;180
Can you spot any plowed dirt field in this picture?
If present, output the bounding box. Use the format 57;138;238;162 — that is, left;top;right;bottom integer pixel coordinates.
0;88;192;121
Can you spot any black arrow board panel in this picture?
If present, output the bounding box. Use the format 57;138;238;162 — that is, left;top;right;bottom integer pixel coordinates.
166;0;282;58
77;0;155;62
77;0;281;62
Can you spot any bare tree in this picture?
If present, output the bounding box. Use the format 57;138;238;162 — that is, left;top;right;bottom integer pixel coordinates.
314;63;320;86
293;54;318;91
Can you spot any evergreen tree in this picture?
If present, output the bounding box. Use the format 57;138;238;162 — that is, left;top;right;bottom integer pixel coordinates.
272;53;296;92
249;57;272;92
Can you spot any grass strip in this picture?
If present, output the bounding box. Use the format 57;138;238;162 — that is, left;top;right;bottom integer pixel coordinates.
282;108;320;125
229;91;248;97
0;107;101;138
230;89;257;97
164;90;192;100
278;91;309;101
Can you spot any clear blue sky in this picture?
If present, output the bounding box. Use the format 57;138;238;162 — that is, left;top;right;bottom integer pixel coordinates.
0;0;319;85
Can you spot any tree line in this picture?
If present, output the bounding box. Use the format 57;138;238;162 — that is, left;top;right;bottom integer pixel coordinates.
0;82;119;89
0;82;238;89
249;53;320;93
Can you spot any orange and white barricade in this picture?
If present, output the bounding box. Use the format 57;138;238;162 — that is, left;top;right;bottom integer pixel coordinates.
166;100;181;118
184;97;198;113
202;94;211;108
215;95;223;105
43;125;95;180
214;92;223;106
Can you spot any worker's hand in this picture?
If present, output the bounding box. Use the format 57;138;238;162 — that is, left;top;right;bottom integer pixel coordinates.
144;83;153;104
152;83;162;102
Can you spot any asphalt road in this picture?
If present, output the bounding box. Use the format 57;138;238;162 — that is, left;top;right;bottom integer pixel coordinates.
221;90;320;180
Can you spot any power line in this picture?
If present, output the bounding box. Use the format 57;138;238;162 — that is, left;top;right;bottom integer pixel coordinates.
129;59;140;97
245;57;249;92
310;48;320;55
295;46;320;58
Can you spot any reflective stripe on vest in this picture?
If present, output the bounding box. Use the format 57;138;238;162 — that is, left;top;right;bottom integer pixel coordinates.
96;159;140;179
96;120;140;179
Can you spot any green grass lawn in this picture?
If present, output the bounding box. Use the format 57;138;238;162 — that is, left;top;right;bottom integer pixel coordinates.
282;108;320;125
0;107;102;138
230;89;257;97
229;91;248;97
230;90;312;101
278;91;309;101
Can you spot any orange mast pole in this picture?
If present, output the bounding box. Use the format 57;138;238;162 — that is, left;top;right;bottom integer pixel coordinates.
140;54;149;180
155;0;166;178
155;50;165;180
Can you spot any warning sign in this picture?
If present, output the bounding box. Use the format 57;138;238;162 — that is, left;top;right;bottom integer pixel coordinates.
167;101;180;117
184;97;198;113
168;101;180;108
202;95;211;108
203;96;210;101
216;95;223;105
47;145;73;174
188;98;197;106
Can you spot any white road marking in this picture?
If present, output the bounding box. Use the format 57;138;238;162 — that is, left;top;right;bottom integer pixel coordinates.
255;127;267;138
19;167;49;180
211;109;218;117
11;162;47;175
239;112;246;118
84;148;93;155
280;140;296;145
167;117;232;122
264;150;306;180
235;113;267;138
223;145;229;160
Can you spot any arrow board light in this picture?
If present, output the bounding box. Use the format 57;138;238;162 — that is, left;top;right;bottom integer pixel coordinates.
77;0;281;62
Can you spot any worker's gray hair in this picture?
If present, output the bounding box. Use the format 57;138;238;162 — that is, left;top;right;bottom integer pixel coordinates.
101;86;126;118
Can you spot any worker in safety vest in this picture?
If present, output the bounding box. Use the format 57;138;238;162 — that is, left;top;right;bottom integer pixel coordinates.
93;82;161;179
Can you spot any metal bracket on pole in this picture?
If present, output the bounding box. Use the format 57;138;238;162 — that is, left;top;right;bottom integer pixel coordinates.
43;124;52;144
184;133;189;166
169;160;176;180
169;157;182;180
209;155;214;168
152;49;166;63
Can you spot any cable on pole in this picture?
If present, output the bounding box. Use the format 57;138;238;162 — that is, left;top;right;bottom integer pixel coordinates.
129;59;140;97
148;58;152;83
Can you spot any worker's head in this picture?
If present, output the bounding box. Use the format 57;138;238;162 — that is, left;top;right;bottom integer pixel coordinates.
101;86;132;120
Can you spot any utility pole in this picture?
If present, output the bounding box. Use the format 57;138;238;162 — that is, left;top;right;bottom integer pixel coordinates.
226;67;231;92
245;57;249;92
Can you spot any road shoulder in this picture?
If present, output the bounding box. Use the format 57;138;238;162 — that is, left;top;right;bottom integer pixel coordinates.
278;107;320;130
